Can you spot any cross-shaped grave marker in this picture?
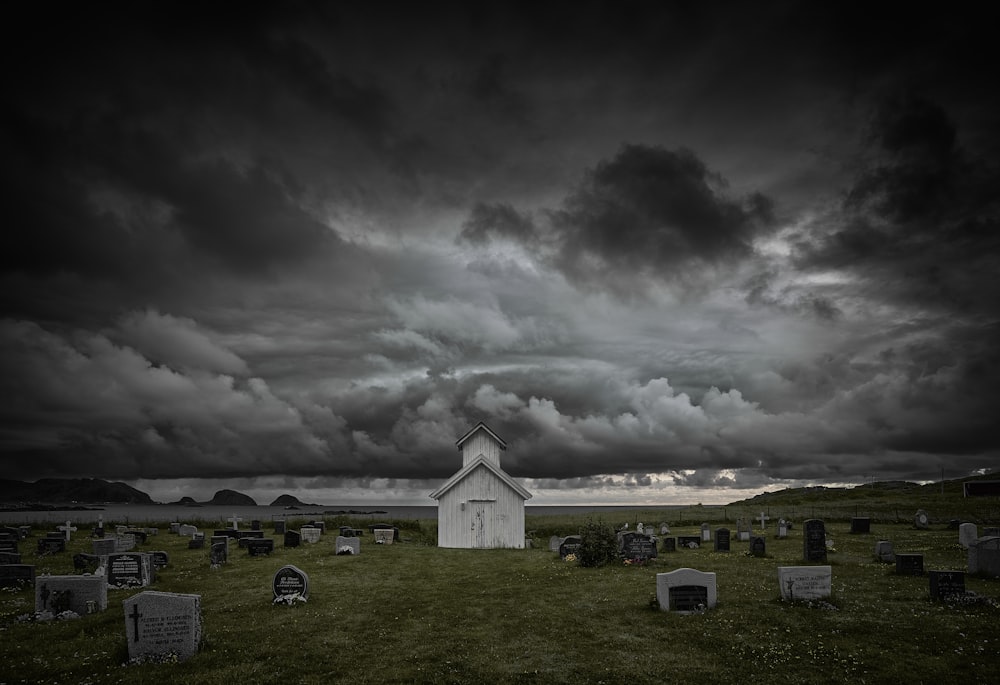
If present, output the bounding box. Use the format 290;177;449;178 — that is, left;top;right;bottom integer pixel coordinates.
129;603;142;642
228;514;243;530
758;511;770;532
57;520;78;541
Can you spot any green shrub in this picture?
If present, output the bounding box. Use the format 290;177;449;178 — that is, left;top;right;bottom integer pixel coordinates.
575;518;619;567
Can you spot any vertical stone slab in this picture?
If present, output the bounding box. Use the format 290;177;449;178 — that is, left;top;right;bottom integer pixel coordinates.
35;575;108;614
123;591;202;662
803;519;827;562
655;568;717;613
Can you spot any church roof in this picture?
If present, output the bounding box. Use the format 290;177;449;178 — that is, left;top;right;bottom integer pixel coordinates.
429;454;532;501
456;421;507;450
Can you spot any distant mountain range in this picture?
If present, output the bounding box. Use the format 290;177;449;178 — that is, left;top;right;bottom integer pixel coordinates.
0;478;154;505
0;478;322;508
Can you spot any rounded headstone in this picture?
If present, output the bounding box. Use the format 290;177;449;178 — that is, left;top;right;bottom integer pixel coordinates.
272;564;309;600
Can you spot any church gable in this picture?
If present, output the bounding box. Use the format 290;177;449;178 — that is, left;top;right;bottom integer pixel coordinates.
456;421;506;468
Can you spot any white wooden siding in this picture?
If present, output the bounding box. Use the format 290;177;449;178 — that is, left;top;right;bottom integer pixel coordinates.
437;464;525;548
461;431;504;467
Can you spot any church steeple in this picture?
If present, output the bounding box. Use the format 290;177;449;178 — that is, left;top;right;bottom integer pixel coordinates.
455;421;506;468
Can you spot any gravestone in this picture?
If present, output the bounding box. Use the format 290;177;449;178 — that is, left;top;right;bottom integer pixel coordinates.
0;552;21;564
0;537;17;554
714;528;730;552
620;533;657;561
700;523;711;542
150;551;169;569
273;565;309;601
749;536;766;557
736;518;751;542
0;564;35;589
967;536;1000;577
559;536;582;559
656;568;717;613
214;530;239;540
778;566;832;601
850;517;871;534
874;540;895;563
274;520;286;535
661;537;676;552
803;519;827;562
251;520;261;531
246;539;274;557
93;538;116;556
677;535;700;548
228;514;243;530
124;591;202;662
895;553;924;576
928;570;965;599
309;521;326;532
211;535;229;551
660;523;670;535
57;520;78;540
210;542;227;565
959;523;978;548
373;526;399;543
914;510;930;530
37;538;66;555
335;536;361;555
284;530;301;548
188;534;205;549
777;519;788;539
301;527;322;544
73;553;102;574
35;574;107;614
116;534;136;552
984;527;1000;537
178;524;198;538
107;553;151;588
169;522;181;534
124;529;147;544
548;536;562;552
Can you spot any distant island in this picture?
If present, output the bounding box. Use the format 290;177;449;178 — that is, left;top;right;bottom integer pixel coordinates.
0;478;153;509
168;489;258;506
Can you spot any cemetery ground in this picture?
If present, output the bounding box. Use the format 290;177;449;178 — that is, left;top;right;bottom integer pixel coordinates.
0;510;998;685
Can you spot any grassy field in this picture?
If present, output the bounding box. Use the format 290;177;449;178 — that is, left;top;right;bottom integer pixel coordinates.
1;496;998;684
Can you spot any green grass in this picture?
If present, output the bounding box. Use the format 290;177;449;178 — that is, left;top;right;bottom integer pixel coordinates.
1;506;998;684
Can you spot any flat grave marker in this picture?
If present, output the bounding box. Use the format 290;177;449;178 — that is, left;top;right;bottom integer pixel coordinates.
778;566;832;601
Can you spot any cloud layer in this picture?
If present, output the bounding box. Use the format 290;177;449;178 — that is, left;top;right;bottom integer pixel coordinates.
1;4;997;503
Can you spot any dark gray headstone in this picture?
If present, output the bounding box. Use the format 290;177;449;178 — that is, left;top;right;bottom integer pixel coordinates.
677;535;700;548
37;538;66;555
210;542;227;565
124;591;202;662
559;535;582;559
714;528;730;552
928;570;965;599
251;520;261;531
150;551;169;569
850;517;871;534
803;519;827;562
274;520;286;535
661;536;676;552
107;553;150;588
0;564;34;589
273;564;309;601
188;536;205;549
0;539;18;554
246;539;274;557
895;553;924;576
620;533;657;561
914;510;930;530
284;530;301;548
749;536;766;557
93;538;116;556
0;551;21;564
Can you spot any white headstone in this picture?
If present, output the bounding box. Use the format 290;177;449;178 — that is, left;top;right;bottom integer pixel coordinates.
301;527;322;544
655;568;717;613
700;523;711;542
228;514;243;530
36;575;108;615
778;566;832;601
335;535;361;555
178;524;198;538
124;591;202;662
968;536;1000;577
959;523;978;548
777;519;788;538
374;528;395;544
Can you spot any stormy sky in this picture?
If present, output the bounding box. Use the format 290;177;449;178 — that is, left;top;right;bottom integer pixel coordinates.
2;3;998;505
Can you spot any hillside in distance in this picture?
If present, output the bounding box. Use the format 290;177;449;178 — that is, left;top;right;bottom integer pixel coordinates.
0;478;154;505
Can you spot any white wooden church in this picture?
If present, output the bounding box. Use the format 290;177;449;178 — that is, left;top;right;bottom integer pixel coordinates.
430;422;532;548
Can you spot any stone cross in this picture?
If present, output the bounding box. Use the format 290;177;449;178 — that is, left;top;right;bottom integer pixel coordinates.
57;520;78;541
129;603;142;642
758;512;770;531
228;514;243;530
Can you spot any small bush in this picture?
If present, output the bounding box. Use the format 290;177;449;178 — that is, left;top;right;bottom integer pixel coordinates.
576;519;619;567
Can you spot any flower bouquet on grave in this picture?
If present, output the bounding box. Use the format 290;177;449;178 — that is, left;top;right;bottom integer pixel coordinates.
337;545;355;555
563;553;577;562
623;557;646;567
273;592;307;606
